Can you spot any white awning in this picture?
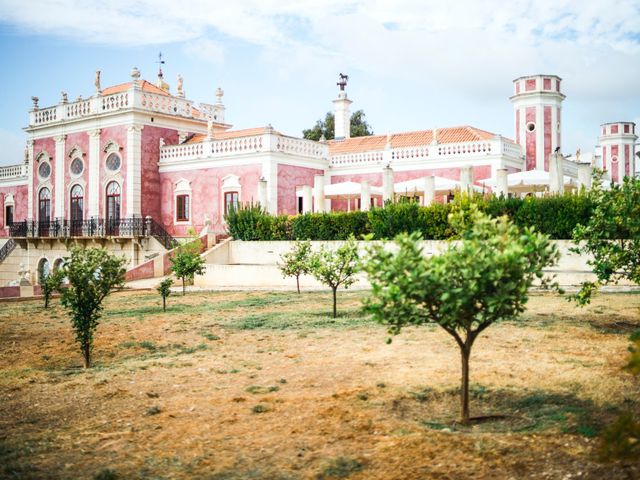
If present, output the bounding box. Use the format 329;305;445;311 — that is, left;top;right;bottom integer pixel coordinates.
394;176;484;194
483;169;577;192
322;181;383;199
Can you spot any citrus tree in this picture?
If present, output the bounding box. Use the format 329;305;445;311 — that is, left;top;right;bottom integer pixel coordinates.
279;240;313;294
42;268;64;309
310;237;359;318
572;173;640;304
59;248;126;368
170;236;205;295
157;277;174;311
361;209;560;423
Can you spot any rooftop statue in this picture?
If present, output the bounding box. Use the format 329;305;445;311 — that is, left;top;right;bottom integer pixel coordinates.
337;73;348;91
94;70;101;93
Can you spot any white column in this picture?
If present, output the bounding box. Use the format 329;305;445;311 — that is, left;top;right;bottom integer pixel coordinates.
496;169;509;197
423;176;435;206
258;178;268;210
460;166;473;193
536;105;544;170
88;129;101;217
126;125;143;217
360;181;371;211
577;163;592;191
313;174;325;213
54;135;66;219
382;167;394;203
548;153;564;194
302;185;313;213
26;140;34;220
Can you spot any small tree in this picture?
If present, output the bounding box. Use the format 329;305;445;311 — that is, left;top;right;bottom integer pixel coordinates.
302;110;373;141
361;209;560;423
59;248;126;368
170;236;206;295
310;237;359;318
42;268;64;309
279;240;313;294
157;277;174;311
572;173;640;304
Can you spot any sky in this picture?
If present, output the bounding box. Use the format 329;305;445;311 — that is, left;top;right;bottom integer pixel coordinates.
0;0;638;166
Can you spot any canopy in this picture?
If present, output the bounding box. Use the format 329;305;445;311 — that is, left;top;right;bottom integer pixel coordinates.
394;176;484;194
483;169;577;193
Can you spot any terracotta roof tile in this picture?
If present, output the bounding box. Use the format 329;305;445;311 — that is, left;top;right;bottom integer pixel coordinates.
328;126;498;155
101;80;170;96
184;126;282;144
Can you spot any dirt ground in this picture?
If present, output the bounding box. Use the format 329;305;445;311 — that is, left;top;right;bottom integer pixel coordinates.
1;289;639;480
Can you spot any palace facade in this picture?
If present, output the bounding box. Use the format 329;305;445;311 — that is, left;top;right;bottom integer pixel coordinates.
0;68;636;286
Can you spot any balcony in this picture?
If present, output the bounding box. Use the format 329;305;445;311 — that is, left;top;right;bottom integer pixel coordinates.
9;217;176;250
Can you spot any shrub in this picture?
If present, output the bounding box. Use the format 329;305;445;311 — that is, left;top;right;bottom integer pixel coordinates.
292;211;370;240
156;278;173;311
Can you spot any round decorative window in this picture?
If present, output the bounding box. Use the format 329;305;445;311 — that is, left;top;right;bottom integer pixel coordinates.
611;156;619;163
38;161;51;179
526;122;536;132
106;153;121;172
70;158;83;176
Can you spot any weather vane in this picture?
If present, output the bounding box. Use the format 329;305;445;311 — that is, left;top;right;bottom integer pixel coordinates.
337;73;349;91
156;52;165;78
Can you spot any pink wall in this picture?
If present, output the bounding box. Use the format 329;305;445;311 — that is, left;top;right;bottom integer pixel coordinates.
543;106;552;170
525;107;536;170
277;164;323;215
33;137;56;220
99;126;128;218
543;78;551;90
611;145;619;182
556;108;561;154
65;132;90;219
625;144;630;177
525;79;536;91
141;126;179;221
159;163;262;236
0;185;28;236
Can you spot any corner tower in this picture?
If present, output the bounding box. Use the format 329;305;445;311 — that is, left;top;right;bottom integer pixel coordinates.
511;75;565;171
599;122;637;182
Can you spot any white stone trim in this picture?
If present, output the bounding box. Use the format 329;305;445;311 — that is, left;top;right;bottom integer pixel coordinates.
88;129;101;217
126;124;143;217
174;179;192;225
54;135;66;218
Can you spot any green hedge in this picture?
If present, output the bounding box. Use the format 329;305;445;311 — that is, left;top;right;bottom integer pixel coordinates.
225;195;594;241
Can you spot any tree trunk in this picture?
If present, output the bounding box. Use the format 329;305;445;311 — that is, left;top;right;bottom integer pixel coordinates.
44;294;49;309
182;276;186;296
162;296;166;312
460;346;471;424
296;275;300;294
332;286;337;318
83;343;91;369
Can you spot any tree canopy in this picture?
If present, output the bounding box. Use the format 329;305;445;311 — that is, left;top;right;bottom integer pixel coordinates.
362;208;560;423
302;110;373;141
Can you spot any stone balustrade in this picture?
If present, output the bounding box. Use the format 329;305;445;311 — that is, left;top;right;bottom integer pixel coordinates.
159;133;328;164
0;163;27;180
29;85;205;127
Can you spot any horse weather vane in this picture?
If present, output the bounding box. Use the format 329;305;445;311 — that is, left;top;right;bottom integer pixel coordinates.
337;73;349;91
156;52;165;78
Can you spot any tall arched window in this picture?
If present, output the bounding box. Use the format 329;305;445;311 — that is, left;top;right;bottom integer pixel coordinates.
37;258;50;285
106;181;121;235
70;185;84;235
39;188;51;222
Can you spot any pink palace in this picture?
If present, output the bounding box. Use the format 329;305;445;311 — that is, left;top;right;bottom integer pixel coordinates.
0;68;637;286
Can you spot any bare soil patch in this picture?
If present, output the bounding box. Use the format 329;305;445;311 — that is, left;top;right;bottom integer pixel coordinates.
1;290;639;479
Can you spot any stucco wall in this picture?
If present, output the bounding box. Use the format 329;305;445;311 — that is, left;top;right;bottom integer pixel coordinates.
0;185;28;235
277;164;323;215
141;126;179;221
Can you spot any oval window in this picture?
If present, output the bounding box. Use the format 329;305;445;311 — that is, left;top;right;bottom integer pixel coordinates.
106;153;121;172
38;161;51;179
70;158;83;176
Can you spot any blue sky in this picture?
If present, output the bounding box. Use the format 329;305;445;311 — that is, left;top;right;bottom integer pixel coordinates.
0;0;638;166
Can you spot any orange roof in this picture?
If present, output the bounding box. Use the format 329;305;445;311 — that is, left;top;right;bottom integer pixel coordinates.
328;126;497;155
185;126;283;144
101;80;170;96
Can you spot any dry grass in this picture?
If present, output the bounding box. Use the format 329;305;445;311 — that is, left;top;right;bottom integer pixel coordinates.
1;289;639;479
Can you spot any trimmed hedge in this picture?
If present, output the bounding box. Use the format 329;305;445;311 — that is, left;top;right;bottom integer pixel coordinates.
225;194;594;241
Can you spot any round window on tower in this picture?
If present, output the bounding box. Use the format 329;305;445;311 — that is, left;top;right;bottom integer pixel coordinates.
611;156;618;164
70;157;84;176
38;161;51;179
105;153;121;172
526;122;536;132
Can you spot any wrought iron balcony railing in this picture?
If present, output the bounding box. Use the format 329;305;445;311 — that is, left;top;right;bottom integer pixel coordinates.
8;217;178;250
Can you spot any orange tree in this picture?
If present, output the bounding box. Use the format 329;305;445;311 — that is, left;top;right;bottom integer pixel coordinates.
361;208;560;423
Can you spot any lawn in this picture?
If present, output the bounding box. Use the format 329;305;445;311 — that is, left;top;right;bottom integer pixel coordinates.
1;289;639;479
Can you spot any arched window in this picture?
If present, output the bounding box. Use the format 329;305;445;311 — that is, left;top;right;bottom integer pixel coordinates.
37;258;50;285
70;185;84;234
106;181;121;235
39;188;51;222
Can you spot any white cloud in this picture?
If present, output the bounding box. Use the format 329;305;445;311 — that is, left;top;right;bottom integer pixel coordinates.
183;38;225;64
